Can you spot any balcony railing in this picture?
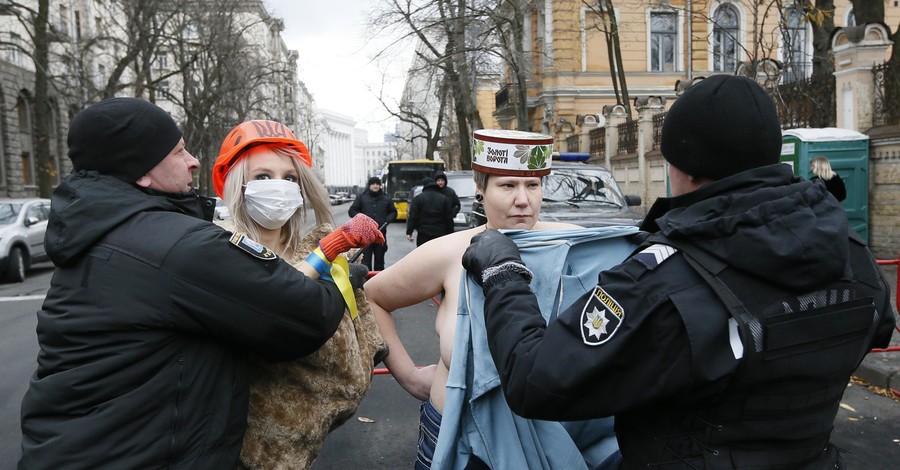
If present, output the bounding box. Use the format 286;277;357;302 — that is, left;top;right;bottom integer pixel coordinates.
589;127;605;158
617;120;638;155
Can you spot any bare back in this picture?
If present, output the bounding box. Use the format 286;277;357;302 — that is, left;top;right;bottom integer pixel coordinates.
366;221;578;412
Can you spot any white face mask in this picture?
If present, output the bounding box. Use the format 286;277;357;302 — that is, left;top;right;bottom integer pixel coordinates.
243;179;304;230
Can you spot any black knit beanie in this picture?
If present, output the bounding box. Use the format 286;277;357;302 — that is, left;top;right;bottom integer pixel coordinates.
67;97;183;183
368;176;382;185
660;75;781;180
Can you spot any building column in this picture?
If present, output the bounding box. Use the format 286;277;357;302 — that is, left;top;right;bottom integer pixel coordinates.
602;104;628;170
832;23;893;132
635;96;665;207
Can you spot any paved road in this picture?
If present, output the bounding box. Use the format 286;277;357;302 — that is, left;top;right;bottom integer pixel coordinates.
1;203;897;468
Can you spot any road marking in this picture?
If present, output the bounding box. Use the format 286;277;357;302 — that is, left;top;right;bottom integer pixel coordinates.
0;295;46;302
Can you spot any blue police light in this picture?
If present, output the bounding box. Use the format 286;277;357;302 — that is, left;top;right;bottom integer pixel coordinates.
557;152;590;162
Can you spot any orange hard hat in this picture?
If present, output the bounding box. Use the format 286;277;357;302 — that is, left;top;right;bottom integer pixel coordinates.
212;120;312;198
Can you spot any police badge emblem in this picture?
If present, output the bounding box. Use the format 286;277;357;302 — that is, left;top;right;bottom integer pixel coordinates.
581;286;624;346
229;232;277;260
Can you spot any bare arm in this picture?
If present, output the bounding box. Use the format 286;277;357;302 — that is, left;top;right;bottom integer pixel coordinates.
365;238;455;399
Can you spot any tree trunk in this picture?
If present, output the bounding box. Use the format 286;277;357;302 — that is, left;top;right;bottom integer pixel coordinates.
849;0;884;24
33;0;54;197
811;0;836;79
509;3;529;130
603;0;631;120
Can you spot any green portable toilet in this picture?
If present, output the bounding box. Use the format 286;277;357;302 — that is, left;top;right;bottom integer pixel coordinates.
781;128;869;241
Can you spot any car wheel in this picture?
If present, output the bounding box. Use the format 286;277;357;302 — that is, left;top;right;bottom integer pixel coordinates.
5;246;26;283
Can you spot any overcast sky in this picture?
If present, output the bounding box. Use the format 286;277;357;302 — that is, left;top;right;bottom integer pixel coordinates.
264;0;410;142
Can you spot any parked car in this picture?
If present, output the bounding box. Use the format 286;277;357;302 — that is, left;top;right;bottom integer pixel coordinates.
335;191;351;203
329;194;344;206
469;162;642;228
0;198;52;283
213;197;231;220
443;170;476;227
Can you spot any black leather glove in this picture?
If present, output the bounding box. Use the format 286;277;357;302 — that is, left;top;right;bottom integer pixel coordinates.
462;229;532;288
348;262;369;290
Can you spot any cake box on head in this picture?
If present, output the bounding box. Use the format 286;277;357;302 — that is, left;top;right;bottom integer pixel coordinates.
472;130;554;177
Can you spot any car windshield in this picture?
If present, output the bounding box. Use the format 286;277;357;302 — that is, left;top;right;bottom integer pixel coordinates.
0;203;23;224
542;168;626;207
446;176;476;197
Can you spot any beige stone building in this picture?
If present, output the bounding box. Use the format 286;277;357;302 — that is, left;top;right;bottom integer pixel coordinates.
486;0;900;259
493;1;898;136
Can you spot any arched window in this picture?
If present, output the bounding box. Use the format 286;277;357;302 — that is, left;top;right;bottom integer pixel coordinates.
782;8;809;83
846;8;856;27
713;3;740;72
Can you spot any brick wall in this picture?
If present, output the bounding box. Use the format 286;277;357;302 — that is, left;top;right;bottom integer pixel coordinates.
869;132;900;260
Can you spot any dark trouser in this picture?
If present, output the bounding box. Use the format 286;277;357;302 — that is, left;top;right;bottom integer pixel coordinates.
361;231;388;271
415;400;490;470
416;232;444;247
415;400;441;470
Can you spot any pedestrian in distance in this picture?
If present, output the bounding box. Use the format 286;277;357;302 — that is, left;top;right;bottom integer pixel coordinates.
367;130;623;470
19;98;381;469
463;75;896;469
406;177;454;246
212;119;387;468
434;171;461;216
810;156;847;202
349;176;396;271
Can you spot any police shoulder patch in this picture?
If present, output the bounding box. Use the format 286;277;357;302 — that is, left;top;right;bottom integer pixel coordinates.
229;232;277;260
632;244;677;270
580;286;625;346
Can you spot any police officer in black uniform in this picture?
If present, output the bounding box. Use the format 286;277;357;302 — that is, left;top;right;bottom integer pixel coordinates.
462;75;896;469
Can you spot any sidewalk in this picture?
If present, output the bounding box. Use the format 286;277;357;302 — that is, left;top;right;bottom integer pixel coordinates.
854;264;900;392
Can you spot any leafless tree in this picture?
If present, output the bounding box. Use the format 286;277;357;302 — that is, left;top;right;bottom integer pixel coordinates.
367;0;489;169
159;0;295;195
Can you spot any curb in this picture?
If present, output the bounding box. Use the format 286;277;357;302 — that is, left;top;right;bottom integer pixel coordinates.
854;264;899;392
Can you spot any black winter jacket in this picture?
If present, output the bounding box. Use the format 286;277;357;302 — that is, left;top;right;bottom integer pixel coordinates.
348;189;396;229
406;183;454;237
19;172;346;469
481;164;895;468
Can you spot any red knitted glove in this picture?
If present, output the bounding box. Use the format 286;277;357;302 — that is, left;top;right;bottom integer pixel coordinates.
318;214;385;261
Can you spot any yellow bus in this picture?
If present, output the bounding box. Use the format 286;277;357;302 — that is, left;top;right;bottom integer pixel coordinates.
382;159;445;221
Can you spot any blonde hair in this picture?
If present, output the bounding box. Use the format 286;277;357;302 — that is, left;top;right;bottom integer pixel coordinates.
810;157;836;180
223;145;334;259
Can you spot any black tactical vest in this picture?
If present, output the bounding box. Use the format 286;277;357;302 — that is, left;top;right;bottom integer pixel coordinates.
619;232;886;469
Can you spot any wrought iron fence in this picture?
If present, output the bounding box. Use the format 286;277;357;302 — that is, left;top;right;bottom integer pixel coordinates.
652;112;666;150
566;134;580;153
617;120;638;155
771;74;835;129
589;127;605;158
873;61;900;126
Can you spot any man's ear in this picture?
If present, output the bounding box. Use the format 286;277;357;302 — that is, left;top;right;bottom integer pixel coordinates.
135;175;152;188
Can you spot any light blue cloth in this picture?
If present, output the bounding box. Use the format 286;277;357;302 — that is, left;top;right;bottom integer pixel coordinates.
433;226;639;470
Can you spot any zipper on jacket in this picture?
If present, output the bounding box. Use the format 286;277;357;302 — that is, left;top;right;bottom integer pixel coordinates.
168;353;184;466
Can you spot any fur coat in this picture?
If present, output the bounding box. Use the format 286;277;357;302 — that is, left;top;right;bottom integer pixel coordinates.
220;223;388;469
